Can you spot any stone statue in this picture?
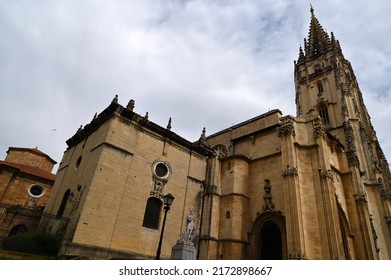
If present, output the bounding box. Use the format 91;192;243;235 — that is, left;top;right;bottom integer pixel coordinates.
181;211;195;244
263;179;275;212
172;210;198;260
127;99;135;111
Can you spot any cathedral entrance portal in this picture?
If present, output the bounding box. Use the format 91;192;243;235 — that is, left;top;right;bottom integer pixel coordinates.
249;212;286;259
259;221;282;259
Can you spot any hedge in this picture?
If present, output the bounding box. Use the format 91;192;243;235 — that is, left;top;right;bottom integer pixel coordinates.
1;232;61;256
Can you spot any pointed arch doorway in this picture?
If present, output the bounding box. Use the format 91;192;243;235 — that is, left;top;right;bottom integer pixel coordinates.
249;212;287;260
260;221;282;259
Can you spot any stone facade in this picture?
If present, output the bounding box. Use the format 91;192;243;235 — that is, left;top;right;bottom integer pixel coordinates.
41;8;391;260
42;102;211;259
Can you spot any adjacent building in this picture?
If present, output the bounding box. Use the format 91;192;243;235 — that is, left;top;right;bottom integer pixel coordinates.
0;147;56;238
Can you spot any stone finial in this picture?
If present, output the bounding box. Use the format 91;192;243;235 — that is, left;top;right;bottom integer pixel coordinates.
139;112;149;125
167;117;172;131
127;99;135;111
112;94;118;103
197;127;210;148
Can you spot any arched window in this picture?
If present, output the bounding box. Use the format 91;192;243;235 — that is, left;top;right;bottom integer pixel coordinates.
57;189;71;218
142;197;162;229
8;224;28;236
319;104;330;125
317;82;324;94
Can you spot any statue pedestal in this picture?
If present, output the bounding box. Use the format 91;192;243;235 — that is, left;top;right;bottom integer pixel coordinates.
171;241;197;260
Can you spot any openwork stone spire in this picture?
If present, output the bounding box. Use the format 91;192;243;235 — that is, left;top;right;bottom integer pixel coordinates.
297;5;342;64
305;5;331;58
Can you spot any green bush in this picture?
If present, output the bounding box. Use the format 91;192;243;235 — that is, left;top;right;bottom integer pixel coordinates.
1;232;61;256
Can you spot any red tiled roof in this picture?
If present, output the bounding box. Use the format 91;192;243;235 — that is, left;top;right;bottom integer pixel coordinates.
0;160;56;182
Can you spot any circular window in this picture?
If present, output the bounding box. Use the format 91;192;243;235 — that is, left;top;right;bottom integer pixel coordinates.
155;163;168;177
153;161;170;180
28;185;45;198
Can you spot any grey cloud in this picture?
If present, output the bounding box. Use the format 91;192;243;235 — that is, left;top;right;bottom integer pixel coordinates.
0;0;390;168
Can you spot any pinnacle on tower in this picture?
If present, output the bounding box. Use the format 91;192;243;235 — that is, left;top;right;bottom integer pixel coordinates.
197;127;210;148
297;5;338;64
306;5;331;57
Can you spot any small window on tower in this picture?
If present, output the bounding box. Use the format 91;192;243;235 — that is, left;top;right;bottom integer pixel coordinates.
319;105;330;125
317;83;324;94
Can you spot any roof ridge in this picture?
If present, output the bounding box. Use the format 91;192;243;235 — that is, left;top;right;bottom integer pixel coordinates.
7;147;57;164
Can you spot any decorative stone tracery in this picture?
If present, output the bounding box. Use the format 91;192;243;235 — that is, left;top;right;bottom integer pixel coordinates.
213;144;228;159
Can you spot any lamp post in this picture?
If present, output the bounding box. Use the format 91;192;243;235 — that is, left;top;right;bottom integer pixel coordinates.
155;193;175;260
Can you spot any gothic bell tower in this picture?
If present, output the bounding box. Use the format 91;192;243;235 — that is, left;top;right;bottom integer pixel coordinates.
294;6;391;258
294;6;354;130
294;6;391;182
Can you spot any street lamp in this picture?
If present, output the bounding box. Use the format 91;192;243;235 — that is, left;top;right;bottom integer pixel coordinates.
155;193;175;260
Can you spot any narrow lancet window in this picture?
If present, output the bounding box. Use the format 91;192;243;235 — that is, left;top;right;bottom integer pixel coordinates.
319;105;330;125
317;83;323;94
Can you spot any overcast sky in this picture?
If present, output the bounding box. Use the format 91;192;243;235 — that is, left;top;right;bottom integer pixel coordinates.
1;0;391;172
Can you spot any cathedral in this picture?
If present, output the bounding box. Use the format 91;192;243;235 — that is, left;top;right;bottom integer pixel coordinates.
40;8;391;259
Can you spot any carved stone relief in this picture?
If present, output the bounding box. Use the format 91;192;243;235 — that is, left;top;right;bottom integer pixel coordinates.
352;97;361;118
282;166;298;177
313;117;326;139
150;161;171;198
262;179;275;212
354;192;367;203
343;121;360;167
288;250;306;260
319;169;334;182
377;178;389;200
278;116;295;137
